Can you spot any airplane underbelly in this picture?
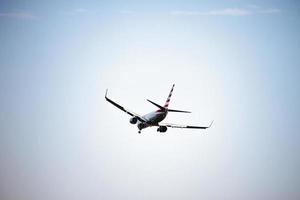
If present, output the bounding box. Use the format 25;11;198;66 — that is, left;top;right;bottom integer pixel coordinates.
149;112;166;124
138;112;167;130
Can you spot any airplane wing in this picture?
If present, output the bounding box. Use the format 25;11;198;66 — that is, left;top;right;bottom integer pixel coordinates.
105;89;147;123
159;120;214;129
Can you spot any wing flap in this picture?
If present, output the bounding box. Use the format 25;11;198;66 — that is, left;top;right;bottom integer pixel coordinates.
159;121;214;129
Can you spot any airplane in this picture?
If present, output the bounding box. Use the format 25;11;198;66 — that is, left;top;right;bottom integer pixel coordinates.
105;84;213;133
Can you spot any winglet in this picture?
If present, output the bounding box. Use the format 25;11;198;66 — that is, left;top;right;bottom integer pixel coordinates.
105;89;108;99
208;120;214;128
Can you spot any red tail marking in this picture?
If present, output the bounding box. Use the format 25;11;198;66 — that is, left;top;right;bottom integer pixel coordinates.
164;84;175;108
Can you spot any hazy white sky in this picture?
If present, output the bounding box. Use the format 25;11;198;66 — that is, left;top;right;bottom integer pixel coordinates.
0;1;300;200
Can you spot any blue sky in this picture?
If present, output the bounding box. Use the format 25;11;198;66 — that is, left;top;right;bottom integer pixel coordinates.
0;1;300;199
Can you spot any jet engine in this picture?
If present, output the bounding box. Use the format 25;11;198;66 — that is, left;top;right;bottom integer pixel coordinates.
157;126;167;133
129;117;138;124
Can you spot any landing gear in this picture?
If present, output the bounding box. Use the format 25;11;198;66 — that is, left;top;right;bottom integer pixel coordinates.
138;130;141;134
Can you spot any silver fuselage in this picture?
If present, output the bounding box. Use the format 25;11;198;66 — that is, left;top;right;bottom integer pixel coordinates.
137;110;167;130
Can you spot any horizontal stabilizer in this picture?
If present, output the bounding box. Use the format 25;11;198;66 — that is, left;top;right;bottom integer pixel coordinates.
147;99;165;110
168;109;191;113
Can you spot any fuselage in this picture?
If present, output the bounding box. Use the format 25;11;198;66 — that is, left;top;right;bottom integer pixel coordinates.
137;110;168;130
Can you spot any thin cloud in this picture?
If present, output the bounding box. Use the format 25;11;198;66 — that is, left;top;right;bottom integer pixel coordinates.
0;11;37;20
170;6;281;17
62;8;89;15
259;8;281;14
246;5;281;14
246;4;260;9
171;8;251;16
205;8;251;16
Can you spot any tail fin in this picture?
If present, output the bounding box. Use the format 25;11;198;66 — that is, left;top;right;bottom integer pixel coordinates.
164;84;175;108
